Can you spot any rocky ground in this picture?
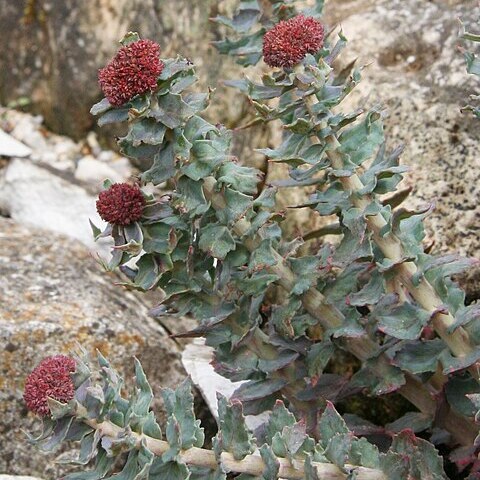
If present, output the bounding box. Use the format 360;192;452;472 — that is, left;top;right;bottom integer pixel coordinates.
1;1;480;478
0;108;134;254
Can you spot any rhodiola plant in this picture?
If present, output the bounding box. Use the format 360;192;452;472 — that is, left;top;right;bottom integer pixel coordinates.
25;1;480;478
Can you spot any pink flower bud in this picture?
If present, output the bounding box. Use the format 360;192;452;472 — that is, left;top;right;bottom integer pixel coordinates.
96;183;146;226
24;355;76;417
263;15;325;68
98;39;164;106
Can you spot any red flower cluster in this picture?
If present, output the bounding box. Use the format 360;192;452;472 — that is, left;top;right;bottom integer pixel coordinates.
24;355;76;417
98;39;164;106
262;15;324;68
96;183;146;226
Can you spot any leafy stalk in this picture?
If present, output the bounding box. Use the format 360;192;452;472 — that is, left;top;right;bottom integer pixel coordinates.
28;352;447;480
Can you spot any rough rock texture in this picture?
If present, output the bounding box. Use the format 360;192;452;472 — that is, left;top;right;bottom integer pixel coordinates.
0;107;137;257
323;0;480;297
0;218;184;478
0;129;31;158
0;0;243;140
0;107;134;185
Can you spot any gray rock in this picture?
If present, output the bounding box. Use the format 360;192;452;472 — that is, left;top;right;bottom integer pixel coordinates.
1;109;78;172
0;218;184;478
0;476;43;480
100;153;133;179
8;114;48;153
75;155;126;187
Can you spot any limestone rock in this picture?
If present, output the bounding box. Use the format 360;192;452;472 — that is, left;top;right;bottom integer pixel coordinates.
0;476;43;480
1;108;79;172
75;155;125;187
0;218;184;477
0;158;109;254
8;113;48;153
0;130;32;158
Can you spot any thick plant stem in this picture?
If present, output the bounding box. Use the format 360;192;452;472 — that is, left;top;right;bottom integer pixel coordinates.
299;89;478;371
325;136;478;377
80;409;386;479
202;177;479;446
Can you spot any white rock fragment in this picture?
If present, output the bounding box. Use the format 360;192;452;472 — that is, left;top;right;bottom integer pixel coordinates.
106;156;133;180
75;155;125;186
0;158;110;255
0;129;32;157
0;476;44;480
182;338;269;431
86;131;101;156
9;115;48;151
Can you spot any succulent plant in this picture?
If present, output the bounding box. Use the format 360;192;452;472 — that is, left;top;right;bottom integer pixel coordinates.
26;1;480;478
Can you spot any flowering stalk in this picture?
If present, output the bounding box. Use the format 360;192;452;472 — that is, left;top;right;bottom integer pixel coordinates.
203;175;478;446
80;407;386;480
305;95;478;371
217;0;480;382
213;1;480;470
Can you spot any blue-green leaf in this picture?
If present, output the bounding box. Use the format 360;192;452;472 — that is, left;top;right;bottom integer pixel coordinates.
216;395;254;460
198;224;236;260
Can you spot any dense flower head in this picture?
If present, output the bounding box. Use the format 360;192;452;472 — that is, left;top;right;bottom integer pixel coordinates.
263;15;325;68
98;39;164;106
96;183;146;226
23;355;76;417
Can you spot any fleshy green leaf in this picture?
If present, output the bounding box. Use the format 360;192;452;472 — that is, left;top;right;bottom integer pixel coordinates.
391;339;446;374
259;444;280;479
217;163;262;195
149;458;191;480
162;378;204;450
386;412;432;434
288;256;320;295
337;111;384;166
198;224;236;260
216;395;254;460
151;93;196;129
248;239;278;272
445;375;480;417
318;402;350;445
372;295;430;340
176;176;210;216
390;431;447;479
140;143;175;185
